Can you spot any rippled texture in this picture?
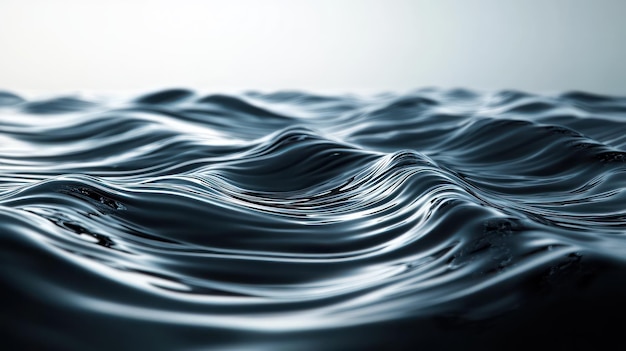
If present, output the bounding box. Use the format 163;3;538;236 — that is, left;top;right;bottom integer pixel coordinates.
2;88;626;350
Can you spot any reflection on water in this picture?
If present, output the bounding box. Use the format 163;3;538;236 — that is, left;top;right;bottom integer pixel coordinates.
1;88;626;350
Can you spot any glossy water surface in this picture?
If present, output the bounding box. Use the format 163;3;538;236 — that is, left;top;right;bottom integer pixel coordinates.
2;88;626;350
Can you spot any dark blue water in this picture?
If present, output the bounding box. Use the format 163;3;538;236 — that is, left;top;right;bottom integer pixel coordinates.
2;88;626;350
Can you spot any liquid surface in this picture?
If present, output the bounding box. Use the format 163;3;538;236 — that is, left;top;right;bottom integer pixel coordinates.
1;88;626;350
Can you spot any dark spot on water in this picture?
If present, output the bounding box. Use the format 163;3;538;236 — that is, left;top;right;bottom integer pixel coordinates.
595;151;626;163
60;186;126;211
76;187;125;210
448;219;523;272
49;217;116;248
483;218;522;236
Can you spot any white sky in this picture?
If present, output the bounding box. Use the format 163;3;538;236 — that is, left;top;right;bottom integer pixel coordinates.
1;0;625;95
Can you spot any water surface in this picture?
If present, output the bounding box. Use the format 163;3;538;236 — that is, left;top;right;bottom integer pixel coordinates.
1;88;626;350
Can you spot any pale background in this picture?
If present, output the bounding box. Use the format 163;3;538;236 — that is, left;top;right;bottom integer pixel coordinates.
1;0;624;95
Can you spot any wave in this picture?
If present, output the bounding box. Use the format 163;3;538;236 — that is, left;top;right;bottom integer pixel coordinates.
1;88;626;350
